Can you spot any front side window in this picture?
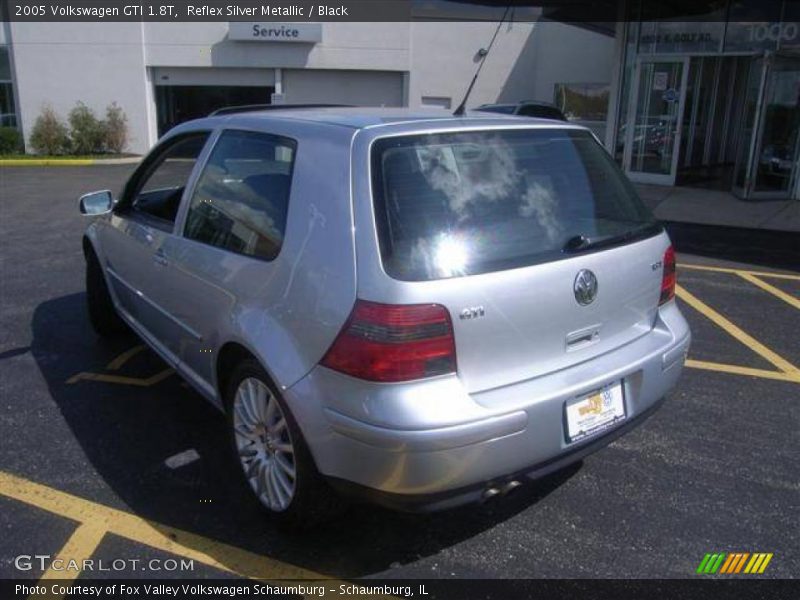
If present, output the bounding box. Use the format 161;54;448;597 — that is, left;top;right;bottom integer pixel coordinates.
372;128;659;281
184;130;296;261
124;133;209;226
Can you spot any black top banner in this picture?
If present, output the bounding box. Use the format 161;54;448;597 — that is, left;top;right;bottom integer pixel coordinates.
1;0;798;23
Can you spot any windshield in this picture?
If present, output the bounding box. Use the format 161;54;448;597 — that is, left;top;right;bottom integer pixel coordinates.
371;128;659;281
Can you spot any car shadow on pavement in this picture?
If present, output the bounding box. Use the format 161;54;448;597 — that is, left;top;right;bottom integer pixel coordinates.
664;221;800;272
30;292;581;578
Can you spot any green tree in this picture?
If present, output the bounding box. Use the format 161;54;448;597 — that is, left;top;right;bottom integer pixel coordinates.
68;102;104;154
0;127;22;154
103;102;129;154
29;105;70;155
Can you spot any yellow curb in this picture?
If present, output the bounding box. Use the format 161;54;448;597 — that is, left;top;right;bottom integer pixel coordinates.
0;158;96;166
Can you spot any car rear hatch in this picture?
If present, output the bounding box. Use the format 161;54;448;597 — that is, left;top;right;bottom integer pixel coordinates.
348;125;670;394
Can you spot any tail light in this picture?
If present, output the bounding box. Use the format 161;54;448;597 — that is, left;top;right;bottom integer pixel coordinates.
659;245;676;305
321;300;456;382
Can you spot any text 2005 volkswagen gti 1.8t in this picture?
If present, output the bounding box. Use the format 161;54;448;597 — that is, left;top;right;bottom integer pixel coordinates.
78;107;690;526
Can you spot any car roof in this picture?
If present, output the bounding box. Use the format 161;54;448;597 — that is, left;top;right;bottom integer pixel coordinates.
208;106;554;130
166;106;589;145
478;100;560;109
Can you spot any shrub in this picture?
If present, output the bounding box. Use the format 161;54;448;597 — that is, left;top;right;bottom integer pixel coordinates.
0;127;22;154
29;105;70;155
68;102;105;154
103;102;129;154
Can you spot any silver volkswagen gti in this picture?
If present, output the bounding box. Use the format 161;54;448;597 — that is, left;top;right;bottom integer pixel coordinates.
79;107;691;525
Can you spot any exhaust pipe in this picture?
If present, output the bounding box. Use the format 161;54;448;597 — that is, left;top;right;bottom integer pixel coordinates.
500;480;521;496
482;487;501;501
482;480;522;502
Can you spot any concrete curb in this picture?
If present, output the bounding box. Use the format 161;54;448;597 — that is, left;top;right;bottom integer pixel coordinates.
0;157;141;167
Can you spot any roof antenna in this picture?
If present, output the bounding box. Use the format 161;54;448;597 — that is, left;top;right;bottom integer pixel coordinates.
453;5;512;116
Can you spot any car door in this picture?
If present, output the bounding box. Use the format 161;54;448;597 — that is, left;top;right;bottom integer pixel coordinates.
98;131;211;361
156;129;297;391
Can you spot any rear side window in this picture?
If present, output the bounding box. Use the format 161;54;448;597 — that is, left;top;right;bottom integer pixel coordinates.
371;128;658;281
184;130;296;261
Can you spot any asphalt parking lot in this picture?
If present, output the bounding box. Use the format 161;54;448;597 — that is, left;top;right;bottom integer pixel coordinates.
0;165;798;585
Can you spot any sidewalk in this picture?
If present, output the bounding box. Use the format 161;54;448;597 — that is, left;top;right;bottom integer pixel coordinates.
0;156;141;167
635;184;800;233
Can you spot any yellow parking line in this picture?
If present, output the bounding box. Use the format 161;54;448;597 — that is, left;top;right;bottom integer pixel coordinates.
676;285;800;375
29;522;108;599
0;470;326;581
106;345;146;370
36;523;107;581
679;263;800;281
66;368;174;387
685;359;800;383
737;272;800;311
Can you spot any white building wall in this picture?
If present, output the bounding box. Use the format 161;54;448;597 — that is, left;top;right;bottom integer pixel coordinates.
8;22;151;153
408;21;538;110
143;22;410;71
520;22;616;105
282;69;404;106
5;21;614;155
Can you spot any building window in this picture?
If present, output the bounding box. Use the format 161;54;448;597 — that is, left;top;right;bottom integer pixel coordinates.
0;46;17;127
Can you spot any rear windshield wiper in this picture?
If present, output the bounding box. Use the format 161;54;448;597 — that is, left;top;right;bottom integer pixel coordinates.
562;225;658;254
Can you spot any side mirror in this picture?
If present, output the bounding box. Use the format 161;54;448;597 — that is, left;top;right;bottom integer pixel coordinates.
79;190;114;216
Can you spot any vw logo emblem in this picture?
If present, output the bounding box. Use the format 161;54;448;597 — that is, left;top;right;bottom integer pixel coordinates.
574;269;598;305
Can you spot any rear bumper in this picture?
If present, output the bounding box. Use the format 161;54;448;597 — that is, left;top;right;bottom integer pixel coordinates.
327;395;667;512
283;302;690;510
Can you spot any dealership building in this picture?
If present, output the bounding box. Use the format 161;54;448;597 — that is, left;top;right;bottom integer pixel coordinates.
0;18;613;155
1;2;800;212
607;12;800;202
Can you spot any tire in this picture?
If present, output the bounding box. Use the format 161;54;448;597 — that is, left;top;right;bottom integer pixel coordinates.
224;359;345;529
85;248;127;337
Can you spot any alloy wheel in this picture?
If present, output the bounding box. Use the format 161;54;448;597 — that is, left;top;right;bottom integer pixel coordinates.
233;377;296;511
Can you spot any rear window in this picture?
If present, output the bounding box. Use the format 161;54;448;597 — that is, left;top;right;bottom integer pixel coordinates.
371;128;659;281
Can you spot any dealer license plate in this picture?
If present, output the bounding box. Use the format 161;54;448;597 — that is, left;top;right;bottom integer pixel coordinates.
565;382;626;443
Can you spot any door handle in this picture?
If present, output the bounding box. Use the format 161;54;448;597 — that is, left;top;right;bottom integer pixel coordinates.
153;250;169;266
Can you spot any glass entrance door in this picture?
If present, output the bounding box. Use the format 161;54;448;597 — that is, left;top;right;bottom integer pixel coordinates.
731;58;764;197
624;58;689;185
752;56;800;198
733;55;800;199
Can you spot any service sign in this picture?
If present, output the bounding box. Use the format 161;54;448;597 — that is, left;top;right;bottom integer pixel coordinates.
229;22;322;43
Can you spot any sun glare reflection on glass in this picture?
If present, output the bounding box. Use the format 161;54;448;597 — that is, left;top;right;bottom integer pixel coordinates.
434;234;468;277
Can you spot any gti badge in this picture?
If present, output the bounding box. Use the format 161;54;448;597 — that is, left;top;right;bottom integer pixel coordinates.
459;306;485;320
574;269;598;305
